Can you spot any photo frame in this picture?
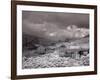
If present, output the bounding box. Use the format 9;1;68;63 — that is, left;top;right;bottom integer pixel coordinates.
11;1;97;80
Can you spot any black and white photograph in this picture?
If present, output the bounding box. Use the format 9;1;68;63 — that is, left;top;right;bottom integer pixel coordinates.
22;11;90;69
11;1;97;79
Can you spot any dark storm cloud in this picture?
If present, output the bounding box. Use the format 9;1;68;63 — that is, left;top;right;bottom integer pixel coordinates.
22;11;89;28
22;11;89;41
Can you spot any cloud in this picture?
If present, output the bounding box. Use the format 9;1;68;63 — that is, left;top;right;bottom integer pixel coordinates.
22;11;89;41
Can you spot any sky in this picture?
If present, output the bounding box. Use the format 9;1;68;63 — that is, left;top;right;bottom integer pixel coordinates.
22;11;89;41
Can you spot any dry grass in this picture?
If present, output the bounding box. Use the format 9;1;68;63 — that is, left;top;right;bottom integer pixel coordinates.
22;51;89;69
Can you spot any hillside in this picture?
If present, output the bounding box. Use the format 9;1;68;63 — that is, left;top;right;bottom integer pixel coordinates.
22;33;89;69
